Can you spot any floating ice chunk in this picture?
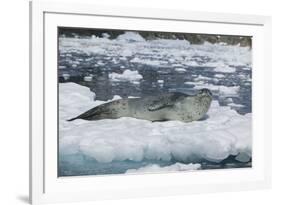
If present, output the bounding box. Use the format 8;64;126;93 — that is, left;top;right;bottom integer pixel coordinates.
125;163;201;174
168;58;176;63
117;32;145;42
62;73;70;80
157;80;164;84
111;58;119;64
109;69;143;82
235;152;251;163
203;61;236;73
59;65;66;69
228;103;245;108
184;81;205;85
175;67;187;73
217;86;240;96
97;61;105;66
237;74;247;80
102;33;110;39
242;67;251;70
187;61;200;67
225;98;233;103
194;84;240;97
83;76;93;82
112;95;122;100
130;57;167;66
195;75;211;81
59;83;251;164
214;65;236;73
85;57;93;62
214;74;225;78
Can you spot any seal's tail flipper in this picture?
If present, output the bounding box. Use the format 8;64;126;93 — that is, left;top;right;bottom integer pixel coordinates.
66;105;104;122
67;117;78;122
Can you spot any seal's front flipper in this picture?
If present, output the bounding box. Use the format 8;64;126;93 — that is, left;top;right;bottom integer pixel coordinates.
148;102;173;111
148;92;187;111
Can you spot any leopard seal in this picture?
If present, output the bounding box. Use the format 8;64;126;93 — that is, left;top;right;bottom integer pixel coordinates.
67;88;212;122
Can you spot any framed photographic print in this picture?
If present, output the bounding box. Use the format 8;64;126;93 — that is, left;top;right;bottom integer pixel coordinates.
30;1;272;204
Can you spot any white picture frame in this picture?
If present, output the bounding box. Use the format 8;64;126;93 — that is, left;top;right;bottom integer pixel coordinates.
30;1;272;204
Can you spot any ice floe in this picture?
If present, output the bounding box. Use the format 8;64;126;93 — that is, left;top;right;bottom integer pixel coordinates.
59;83;251;165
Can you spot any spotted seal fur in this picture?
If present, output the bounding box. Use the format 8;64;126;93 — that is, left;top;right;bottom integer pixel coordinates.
68;88;212;122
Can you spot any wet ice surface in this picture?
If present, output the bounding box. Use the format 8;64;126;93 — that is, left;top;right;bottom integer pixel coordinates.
58;32;252;176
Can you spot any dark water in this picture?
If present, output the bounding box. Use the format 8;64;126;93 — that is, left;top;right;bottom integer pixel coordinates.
59;53;252;115
59;153;251;177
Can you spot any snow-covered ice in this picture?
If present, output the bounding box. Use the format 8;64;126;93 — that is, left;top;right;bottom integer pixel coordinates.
59;83;251;166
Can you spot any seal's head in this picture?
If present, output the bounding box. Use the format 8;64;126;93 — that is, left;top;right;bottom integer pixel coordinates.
198;88;212;98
